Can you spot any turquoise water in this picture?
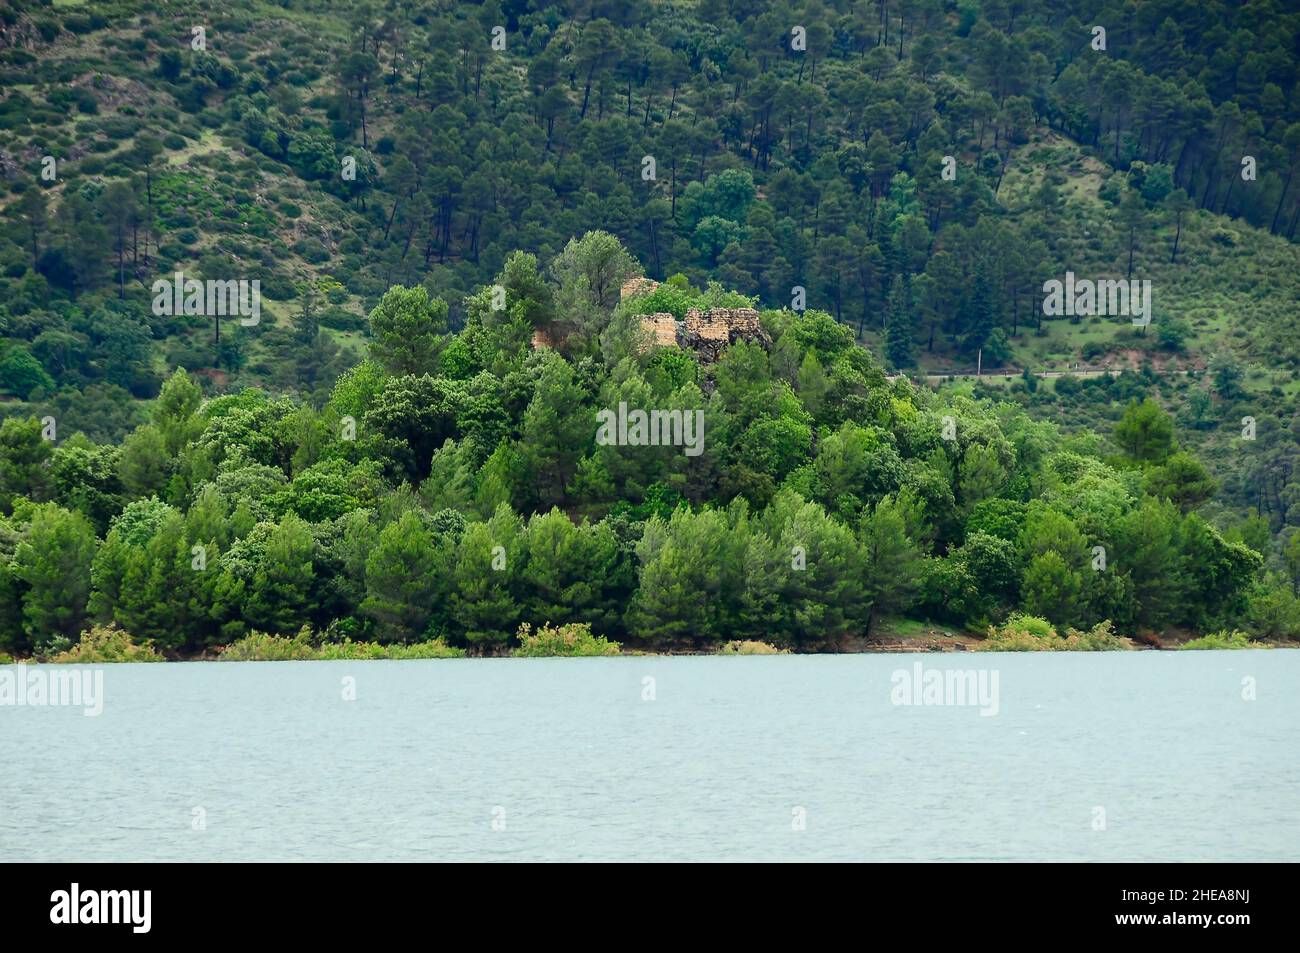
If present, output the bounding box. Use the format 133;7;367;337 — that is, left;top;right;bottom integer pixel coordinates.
2;651;1296;861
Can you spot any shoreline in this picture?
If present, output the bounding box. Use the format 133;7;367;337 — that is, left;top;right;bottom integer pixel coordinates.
5;637;1296;663
6;619;1292;664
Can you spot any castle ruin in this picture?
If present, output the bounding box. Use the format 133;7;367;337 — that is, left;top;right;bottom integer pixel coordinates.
620;276;770;361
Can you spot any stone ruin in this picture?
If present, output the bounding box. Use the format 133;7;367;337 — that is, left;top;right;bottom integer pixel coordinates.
642;313;680;348
525;278;768;360
620;276;661;300
639;306;770;362
620;275;770;361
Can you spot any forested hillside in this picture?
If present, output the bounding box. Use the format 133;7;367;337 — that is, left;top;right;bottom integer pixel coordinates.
0;0;1297;655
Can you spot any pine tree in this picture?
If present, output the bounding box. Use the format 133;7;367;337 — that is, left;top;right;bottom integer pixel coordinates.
885;275;916;368
361;511;447;643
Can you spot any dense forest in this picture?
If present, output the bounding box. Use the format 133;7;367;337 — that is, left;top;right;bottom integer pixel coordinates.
0;0;1297;655
1;232;1295;656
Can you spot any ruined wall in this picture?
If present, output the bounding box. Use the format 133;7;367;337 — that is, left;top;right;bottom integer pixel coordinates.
620;277;661;300
683;307;764;341
640;307;770;362
644;313;680;349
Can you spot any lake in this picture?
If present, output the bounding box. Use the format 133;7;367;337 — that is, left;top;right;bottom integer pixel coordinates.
2;651;1296;861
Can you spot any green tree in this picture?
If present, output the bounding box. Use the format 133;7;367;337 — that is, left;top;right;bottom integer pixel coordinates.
153;369;204;455
859;494;925;620
519;509;624;632
1021;551;1082;626
549;231;637;350
1143;451;1216;512
449;507;522;649
117;425;171;499
517;352;591;508
246;514;317;635
1114;398;1175;464
367;285;448;375
0;417;54;513
628;506;747;647
0;346;54;399
1113;497;1186;629
11;504;97;652
361;510;448;643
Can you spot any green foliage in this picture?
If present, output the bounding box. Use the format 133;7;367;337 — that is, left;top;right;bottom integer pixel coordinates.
245;514;316;635
1114;398;1176;464
449;509;522;649
627;506;743;647
11;503;97;652
978;615;1128;652
717;640;788;655
219;627;465;660
367;286;448;376
49;623;162;663
0;184;1283;658
218;628;318;661
360;511;448;644
513;622;621;658
0;417;53;513
0;346;53;399
1180;629;1254;650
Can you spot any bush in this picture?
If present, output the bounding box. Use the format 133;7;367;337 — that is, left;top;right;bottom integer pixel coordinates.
319;306;365;331
717;640;788;655
1181;629;1254;650
314;638;465;660
219;628;466;660
49;624;163;663
219;629;317;661
1063;620;1129;651
0;345;54;398
513;622;622;657
978;614;1128;651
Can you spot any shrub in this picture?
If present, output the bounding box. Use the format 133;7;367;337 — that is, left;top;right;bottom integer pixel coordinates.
50;624;163;663
0;345;54;398
1062;620;1128;651
314;638;465;660
978;614;1127;651
219;628;317;661
513;622;622;658
717;640;788;655
979;615;1056;650
219;628;466;660
1181;629;1254;650
319;306;365;331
